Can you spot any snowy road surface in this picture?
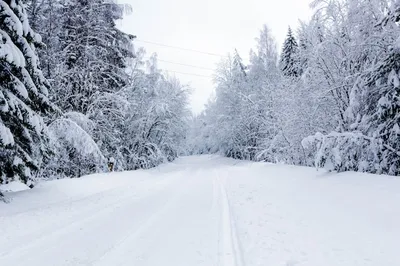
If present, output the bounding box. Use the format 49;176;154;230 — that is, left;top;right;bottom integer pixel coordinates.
1;155;400;266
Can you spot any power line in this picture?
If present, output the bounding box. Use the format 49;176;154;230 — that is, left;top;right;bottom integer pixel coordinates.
144;57;215;71
136;39;225;58
159;59;215;71
162;69;213;78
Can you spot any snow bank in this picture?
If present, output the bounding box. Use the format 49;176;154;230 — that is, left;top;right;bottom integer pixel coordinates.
0;181;30;193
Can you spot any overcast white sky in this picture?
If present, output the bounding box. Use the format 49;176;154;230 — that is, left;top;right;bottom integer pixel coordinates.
119;0;313;114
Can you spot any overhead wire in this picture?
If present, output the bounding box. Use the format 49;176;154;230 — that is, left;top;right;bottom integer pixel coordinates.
136;39;227;78
156;58;215;71
143;57;215;71
136;39;225;58
162;70;213;78
140;57;214;78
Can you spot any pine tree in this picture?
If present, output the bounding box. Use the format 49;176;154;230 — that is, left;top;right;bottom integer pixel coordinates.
361;6;400;175
56;0;134;114
279;27;299;77
0;0;52;185
24;0;64;80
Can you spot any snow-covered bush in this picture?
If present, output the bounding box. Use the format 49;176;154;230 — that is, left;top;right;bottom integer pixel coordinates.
44;116;105;178
87;92;129;171
302;132;380;173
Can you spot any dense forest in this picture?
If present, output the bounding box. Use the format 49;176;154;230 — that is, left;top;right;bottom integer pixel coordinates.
188;0;400;176
0;0;190;189
1;0;399;193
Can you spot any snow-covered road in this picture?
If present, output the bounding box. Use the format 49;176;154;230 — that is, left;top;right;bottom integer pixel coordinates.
1;155;400;266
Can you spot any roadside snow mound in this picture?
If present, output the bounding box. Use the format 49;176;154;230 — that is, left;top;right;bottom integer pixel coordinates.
0;181;30;193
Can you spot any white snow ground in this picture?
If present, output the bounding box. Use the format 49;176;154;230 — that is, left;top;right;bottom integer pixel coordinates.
1;155;400;266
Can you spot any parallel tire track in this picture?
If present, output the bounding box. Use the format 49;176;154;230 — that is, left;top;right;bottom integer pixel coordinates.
216;174;245;266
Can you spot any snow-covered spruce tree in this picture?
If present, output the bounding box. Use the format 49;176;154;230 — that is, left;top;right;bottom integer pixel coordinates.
59;0;135;168
27;0;136;177
24;0;64;80
55;0;134;114
279;27;300;77
0;0;52;185
354;3;400;175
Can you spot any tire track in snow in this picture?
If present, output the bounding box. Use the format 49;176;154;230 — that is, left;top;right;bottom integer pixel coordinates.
0;186;141;262
91;173;197;266
211;173;222;266
0;179;134;217
0;186;131;253
89;179;191;265
0;173;186;264
216;173;245;266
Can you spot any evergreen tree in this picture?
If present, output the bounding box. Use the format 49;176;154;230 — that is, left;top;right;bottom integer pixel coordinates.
361;7;400;175
279;27;299;77
57;0;135;164
53;0;134;114
0;0;52;185
24;0;63;80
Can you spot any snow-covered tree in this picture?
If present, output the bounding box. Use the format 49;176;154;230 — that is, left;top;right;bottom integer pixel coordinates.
0;0;192;183
0;0;53;185
24;0;64;80
54;0;134;114
302;0;400;175
279;27;300;77
246;26;281;162
193;26;283;162
192;0;400;176
120;53;190;169
211;52;252;159
45;113;105;178
364;46;400;175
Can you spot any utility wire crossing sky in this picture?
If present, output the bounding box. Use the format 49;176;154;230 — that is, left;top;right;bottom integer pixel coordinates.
120;0;313;114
